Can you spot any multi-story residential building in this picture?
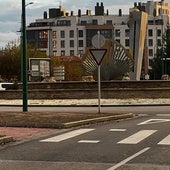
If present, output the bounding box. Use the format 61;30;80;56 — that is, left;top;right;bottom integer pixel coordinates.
26;2;130;57
27;0;170;77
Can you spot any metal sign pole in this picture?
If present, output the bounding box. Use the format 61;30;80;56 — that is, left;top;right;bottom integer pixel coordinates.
97;31;101;114
98;64;101;113
90;32;107;114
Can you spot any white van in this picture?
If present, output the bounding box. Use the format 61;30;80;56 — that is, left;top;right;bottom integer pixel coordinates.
0;83;13;90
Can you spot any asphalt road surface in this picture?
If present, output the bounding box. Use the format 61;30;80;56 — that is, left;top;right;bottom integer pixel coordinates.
0;105;170;115
0;114;170;170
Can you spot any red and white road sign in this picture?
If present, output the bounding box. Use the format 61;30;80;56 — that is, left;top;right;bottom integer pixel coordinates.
89;49;107;65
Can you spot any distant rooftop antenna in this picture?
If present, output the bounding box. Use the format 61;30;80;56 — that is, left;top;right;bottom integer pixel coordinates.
57;0;62;8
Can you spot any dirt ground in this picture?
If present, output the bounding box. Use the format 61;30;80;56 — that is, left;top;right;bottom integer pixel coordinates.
0;112;116;128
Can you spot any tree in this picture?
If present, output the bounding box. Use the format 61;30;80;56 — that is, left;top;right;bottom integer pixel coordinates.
163;25;170;75
150;48;162;79
0;42;47;82
0;42;21;81
51;56;83;81
151;25;170;79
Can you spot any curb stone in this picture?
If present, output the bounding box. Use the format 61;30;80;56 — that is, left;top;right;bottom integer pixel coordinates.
0;113;134;129
0;136;14;145
63;113;134;128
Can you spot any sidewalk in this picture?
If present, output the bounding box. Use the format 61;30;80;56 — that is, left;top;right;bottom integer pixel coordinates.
0;98;170;106
0;127;53;142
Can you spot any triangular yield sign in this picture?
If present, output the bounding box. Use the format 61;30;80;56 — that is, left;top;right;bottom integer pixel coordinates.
89;49;107;65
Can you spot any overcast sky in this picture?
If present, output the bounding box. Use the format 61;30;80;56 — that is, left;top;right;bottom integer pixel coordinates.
0;0;169;48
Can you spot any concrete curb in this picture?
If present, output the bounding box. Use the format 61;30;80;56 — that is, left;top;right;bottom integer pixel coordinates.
63;113;134;128
0;113;134;129
1;104;170;107
0;136;14;145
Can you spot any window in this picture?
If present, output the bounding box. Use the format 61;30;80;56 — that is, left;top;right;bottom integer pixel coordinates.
148;29;153;36
92;19;98;25
81;21;87;26
53;40;57;48
78;30;83;37
79;40;83;47
149;49;153;56
61;40;65;48
115;29;120;37
39;41;47;48
79;50;84;55
101;30;112;38
69;30;74;38
70;40;74;48
53;31;57;39
157;39;161;46
125;29;130;37
39;31;48;39
157;29;161;37
60;30;65;38
106;20;112;25
148;39;153;46
61;50;65;56
57;20;71;26
70;50;74;56
53;51;57;56
125;39;129;47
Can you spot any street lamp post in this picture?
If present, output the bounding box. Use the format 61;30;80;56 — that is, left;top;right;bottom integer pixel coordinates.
22;0;28;112
21;1;34;112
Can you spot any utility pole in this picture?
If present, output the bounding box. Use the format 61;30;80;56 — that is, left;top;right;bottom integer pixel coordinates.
22;0;28;112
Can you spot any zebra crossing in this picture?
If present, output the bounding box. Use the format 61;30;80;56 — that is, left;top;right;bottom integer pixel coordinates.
40;128;170;146
158;135;170;145
117;130;157;144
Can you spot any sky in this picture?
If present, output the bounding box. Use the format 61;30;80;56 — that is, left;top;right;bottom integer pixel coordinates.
0;0;170;48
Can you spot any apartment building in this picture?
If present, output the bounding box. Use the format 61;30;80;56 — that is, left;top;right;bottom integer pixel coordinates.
27;0;170;73
26;2;129;56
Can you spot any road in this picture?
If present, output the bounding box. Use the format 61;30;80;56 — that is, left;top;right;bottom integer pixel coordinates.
0;105;170;115
0;112;170;169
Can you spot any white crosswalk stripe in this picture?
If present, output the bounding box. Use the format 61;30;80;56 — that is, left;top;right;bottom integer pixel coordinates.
109;129;126;132
40;128;170;146
117;130;157;144
40;129;95;142
78;140;100;143
158;135;170;145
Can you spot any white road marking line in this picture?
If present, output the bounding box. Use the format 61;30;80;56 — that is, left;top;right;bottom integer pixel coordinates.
138;119;170;125
158;135;170;145
40;129;95;142
156;114;170;117
117;130;157;144
78;140;100;143
107;147;150;170
109;129;126;132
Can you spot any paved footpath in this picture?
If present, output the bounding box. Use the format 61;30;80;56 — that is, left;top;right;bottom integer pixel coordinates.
0;127;54;142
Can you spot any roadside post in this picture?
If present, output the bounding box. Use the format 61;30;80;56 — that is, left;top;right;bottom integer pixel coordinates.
89;49;107;113
90;32;107;113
